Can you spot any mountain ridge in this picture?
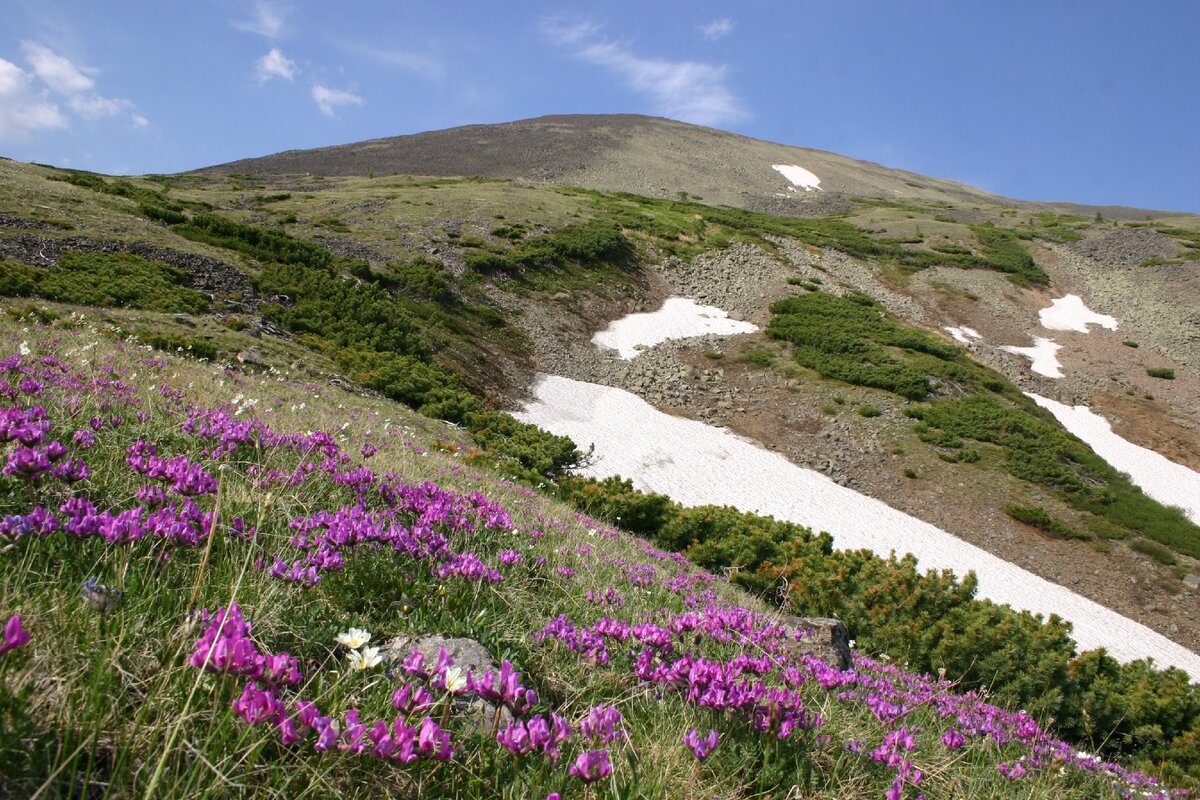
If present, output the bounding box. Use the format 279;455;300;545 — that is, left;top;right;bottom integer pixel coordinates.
193;113;1187;219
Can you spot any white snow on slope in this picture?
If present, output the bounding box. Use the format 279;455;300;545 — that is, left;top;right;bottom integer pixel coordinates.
514;374;1200;676
1001;337;1063;378
1027;393;1200;524
1039;295;1119;333
591;297;758;360
772;164;822;192
945;326;982;344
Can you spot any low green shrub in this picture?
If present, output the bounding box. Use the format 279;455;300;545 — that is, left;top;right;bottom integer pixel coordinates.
1004;505;1088;540
0;253;208;314
1130;538;1178;565
1147;367;1176;380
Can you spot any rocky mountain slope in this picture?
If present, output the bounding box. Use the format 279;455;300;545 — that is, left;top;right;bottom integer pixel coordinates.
197;114;1177;220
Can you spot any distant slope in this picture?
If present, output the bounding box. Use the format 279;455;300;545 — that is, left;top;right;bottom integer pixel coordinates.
195;114;1014;211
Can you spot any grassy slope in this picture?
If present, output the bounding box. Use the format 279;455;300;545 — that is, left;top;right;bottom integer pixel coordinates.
2;159;1200;794
0;314;1176;799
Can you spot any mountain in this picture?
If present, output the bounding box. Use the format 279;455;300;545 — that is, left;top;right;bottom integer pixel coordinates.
3;115;1200;793
197;113;1171;219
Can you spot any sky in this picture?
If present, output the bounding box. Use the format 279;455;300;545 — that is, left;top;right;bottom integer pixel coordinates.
1;0;1197;212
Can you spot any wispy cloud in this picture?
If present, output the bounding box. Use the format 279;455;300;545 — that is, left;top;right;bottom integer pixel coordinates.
68;92;135;120
255;47;296;82
700;17;735;42
233;0;286;39
542;17;746;127
22;39;93;94
311;84;362;117
351;43;443;80
0;57;67;142
7;41;145;132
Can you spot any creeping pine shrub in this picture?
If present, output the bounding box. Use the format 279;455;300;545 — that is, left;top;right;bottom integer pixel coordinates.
766;292;960;400
1004;505;1088;540
0;253;208;314
908;395;1200;558
466;220;634;276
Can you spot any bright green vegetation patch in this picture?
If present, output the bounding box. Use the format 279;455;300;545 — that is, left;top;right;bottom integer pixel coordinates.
0;253;209;314
908;396;1200;558
765;292;997;400
175;213;334;269
1147;367;1176;380
1016;212;1089;244
578;190;1048;285
1004;505;1088;540
970;223;1049;285
464;219;636;290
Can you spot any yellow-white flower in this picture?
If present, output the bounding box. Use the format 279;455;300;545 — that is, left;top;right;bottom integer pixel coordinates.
335;628;371;649
442;666;467;693
346;645;383;671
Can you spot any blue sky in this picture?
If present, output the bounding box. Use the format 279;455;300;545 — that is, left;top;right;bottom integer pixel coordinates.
2;1;1197;212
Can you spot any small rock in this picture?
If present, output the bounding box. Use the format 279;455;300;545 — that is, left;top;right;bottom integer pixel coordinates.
781;616;852;670
380;634;511;734
236;347;267;367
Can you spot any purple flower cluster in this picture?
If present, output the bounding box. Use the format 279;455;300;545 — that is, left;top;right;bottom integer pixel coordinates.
189;603;301;687
496;713;573;760
683;727;719;760
1;614;29;656
126;440;217;496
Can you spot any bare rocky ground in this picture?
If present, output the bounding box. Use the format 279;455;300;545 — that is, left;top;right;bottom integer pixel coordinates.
504;237;1200;656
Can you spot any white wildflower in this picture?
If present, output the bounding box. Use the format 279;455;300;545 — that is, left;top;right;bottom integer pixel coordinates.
442;666;467;693
346;645;383;671
335;627;371;649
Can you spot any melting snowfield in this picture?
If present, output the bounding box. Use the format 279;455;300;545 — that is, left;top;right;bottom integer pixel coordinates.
515;374;1200;676
772;164;822;192
1039;294;1119;333
1000;337;1064;378
944;326;981;344
1028;394;1200;524
591;298;758;359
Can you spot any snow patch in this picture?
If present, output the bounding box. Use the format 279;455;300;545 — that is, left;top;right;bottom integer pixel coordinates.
772;164;822;192
591;297;757;360
944;326;982;344
1001;337;1063;378
1039;295;1119;333
514;374;1200;676
1027;393;1200;524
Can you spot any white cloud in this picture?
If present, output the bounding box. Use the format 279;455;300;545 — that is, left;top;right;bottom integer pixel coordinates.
21;40;93;94
68;93;133;119
700;17;735;41
0;57;67;142
12;41;146;130
352;44;443;80
255;47;296;82
234;0;286;39
543;18;746;126
311;84;363;117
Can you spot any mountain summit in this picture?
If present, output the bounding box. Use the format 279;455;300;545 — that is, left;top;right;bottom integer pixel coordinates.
198;113;1010;210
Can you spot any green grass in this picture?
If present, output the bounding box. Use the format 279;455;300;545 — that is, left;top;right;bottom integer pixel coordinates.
1147;367;1176;380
